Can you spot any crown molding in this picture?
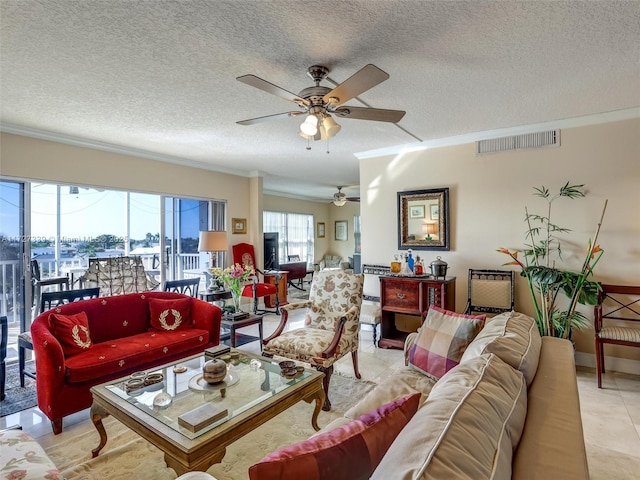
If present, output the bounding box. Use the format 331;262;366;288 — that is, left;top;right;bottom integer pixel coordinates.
0;123;252;178
355;107;640;160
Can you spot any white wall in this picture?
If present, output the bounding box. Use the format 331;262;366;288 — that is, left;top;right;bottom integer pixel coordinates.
360;118;640;363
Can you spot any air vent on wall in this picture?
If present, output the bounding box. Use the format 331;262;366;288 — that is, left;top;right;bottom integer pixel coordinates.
477;129;560;155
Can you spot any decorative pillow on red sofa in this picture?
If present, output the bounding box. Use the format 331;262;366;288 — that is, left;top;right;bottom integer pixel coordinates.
248;392;421;480
408;305;485;381
149;297;192;331
49;311;93;357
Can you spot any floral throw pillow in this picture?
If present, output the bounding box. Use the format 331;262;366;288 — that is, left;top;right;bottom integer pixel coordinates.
408;306;486;381
149;297;192;331
49;311;93;357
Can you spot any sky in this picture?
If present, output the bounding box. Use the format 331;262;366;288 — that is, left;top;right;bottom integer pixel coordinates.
1;181;160;241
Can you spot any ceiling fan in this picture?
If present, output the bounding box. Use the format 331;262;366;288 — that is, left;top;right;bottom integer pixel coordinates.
236;64;406;143
332;186;360;207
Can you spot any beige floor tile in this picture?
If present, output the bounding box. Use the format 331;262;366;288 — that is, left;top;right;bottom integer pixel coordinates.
585;443;640;480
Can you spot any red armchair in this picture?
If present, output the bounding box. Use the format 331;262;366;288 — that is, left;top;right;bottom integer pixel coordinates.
232;243;281;314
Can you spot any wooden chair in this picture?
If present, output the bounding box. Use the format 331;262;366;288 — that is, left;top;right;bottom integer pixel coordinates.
464;269;515;315
232;243;281;314
263;270;364;411
18;287;100;387
164;278;200;297
594;284;640;388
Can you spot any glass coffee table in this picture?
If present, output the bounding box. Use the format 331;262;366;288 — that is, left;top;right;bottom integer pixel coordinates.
90;349;325;475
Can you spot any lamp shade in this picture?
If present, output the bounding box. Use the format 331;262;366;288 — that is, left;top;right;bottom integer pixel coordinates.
198;231;228;252
322;115;341;139
300;114;318;136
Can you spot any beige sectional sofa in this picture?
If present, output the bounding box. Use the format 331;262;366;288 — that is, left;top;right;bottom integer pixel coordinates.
329;311;589;479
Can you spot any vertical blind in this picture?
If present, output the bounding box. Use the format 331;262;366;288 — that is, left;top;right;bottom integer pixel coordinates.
263;211;314;265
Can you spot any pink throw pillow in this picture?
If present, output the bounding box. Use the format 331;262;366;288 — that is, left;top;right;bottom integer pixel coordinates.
248;392;421;480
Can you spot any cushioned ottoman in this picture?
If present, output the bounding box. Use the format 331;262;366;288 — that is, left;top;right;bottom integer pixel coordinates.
0;429;63;479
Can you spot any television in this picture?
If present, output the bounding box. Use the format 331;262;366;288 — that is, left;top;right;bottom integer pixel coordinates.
263;232;279;270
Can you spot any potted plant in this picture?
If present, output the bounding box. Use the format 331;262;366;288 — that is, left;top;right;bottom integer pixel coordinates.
498;182;607;338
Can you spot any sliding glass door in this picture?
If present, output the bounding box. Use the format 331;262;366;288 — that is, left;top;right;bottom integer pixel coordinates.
0;180;27;362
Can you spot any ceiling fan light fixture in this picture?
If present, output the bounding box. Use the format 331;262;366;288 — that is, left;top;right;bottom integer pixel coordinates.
322;115;341;139
300;114;318;136
333;196;347;207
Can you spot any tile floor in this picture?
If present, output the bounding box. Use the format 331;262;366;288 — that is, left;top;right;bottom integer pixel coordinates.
2;309;639;479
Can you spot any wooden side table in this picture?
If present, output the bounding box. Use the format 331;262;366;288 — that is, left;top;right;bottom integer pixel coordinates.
263;271;288;308
379;275;456;349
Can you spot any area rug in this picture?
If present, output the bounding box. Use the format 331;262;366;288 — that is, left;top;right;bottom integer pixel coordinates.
43;373;376;480
0;361;37;417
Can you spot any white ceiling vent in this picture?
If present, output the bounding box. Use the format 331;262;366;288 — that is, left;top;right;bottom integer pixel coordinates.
477;130;560;155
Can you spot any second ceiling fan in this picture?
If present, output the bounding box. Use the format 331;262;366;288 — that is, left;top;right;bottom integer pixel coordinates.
332;186;360;207
236;64;406;141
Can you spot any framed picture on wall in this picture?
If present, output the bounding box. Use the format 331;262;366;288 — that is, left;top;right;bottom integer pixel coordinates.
335;220;348;241
430;204;439;220
409;205;425;218
317;222;325;238
232;218;247;234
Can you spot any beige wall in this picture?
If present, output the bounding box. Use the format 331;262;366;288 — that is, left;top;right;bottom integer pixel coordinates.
263;194;360;266
360;118;640;369
0;132;253;261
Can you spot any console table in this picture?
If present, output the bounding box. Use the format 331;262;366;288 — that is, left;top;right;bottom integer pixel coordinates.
379;275;456;349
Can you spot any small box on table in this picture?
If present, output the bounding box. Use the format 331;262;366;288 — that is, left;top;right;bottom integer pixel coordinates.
178;403;228;433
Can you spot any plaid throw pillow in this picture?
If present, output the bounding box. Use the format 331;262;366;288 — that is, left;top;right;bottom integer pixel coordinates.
408;306;485;380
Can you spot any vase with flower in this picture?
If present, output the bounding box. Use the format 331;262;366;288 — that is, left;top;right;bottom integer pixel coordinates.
210;263;255;312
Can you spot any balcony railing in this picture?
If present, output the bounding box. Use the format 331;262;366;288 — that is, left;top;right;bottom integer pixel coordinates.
0;254;203;321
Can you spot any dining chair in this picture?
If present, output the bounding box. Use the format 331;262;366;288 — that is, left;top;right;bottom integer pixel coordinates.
163;278;200;297
594;284;640;388
31;259;69;317
464;269;515;316
18;287;100;388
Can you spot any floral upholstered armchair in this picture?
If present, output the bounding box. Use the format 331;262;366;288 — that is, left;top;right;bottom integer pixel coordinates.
263;270;364;411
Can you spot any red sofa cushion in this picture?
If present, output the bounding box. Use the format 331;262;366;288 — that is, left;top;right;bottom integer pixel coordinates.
64;329;210;383
49;311;93;357
149;297;192;331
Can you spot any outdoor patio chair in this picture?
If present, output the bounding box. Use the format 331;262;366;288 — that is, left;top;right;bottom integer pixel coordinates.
31;259;69;317
263;270;364;411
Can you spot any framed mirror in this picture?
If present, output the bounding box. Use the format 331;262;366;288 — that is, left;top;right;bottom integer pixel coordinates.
398;187;450;250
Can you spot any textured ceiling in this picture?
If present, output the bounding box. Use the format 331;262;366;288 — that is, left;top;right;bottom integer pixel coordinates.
1;1;639;201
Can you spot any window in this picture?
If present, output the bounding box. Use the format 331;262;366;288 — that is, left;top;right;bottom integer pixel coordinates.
263;211;314;265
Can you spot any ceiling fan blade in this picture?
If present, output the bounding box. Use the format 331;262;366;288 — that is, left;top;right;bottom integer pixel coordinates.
333;106;406;123
237;111;304;126
237;74;310;106
323;64;389;107
346;197;360;202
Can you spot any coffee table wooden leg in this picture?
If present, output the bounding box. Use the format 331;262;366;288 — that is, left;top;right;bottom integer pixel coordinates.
90;403;110;458
164;448;226;476
303;387;325;431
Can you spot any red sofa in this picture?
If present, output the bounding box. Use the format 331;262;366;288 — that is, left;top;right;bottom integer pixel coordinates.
30;291;222;434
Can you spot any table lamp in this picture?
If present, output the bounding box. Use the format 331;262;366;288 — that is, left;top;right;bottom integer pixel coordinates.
198;231;228;269
422;223;438;240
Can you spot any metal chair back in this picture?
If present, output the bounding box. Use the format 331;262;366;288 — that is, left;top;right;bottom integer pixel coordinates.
40;287;101;313
464;269;515;315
